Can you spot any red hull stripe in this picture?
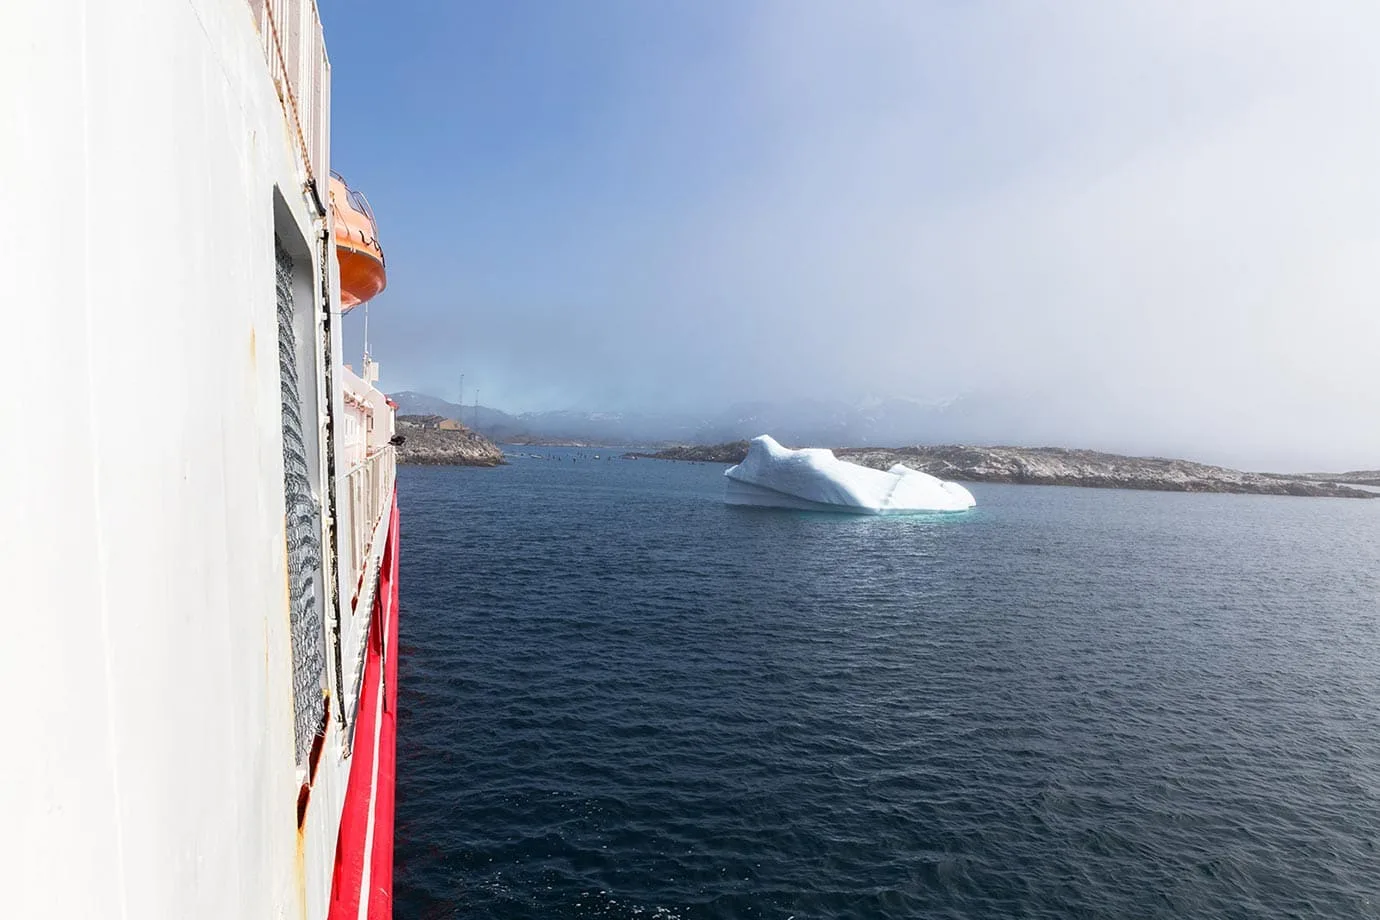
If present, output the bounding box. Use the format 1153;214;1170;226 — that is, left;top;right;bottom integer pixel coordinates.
329;491;401;920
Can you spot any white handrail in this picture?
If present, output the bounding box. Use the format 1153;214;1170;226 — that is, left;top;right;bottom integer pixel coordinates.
343;445;396;595
338;442;395;737
248;0;330;200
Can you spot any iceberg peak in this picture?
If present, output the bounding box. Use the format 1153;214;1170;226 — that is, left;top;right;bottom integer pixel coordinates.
724;435;975;514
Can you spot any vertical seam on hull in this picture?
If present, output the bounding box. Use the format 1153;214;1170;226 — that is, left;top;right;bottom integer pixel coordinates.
80;2;130;915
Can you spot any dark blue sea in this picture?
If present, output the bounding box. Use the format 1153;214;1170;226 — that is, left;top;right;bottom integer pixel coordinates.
394;449;1380;919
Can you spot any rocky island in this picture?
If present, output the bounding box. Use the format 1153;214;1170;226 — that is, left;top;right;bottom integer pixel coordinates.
631;441;754;464
395;415;505;467
628;442;1377;499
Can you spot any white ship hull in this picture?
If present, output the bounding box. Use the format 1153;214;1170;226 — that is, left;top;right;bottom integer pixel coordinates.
1;2;402;917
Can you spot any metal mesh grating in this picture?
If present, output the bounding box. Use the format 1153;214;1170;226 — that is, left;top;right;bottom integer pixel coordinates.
276;239;326;766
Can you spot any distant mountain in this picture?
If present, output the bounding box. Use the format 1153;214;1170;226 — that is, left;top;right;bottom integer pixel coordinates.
388;392;527;440
387;391;698;445
387;390;1376;473
388;391;466;418
687;396;964;447
384;390;1159;452
386;390;1033;448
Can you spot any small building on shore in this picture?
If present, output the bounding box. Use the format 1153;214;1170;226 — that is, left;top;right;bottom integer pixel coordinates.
397;413;464;431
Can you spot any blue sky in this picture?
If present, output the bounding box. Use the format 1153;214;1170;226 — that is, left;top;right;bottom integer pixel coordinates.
323;2;1379;468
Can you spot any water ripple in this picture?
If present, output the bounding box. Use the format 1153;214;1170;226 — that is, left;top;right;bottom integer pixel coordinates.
395;453;1380;919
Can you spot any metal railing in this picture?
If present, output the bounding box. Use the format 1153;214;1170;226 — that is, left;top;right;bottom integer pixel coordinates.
344;444;396;594
248;0;331;207
338;442;394;736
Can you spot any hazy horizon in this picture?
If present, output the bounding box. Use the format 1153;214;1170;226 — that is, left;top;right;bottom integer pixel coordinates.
329;1;1379;471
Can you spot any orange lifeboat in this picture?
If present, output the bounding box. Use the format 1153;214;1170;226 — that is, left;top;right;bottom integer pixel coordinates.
330;171;386;310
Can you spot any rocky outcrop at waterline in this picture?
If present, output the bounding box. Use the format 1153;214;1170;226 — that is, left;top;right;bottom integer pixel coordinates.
626;441;752;464
629;442;1377;499
395;416;504;467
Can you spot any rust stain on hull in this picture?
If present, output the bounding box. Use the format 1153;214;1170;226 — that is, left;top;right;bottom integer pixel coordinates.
295;819;308;920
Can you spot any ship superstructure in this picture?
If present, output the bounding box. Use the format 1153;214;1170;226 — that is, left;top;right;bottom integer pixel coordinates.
3;2;401;917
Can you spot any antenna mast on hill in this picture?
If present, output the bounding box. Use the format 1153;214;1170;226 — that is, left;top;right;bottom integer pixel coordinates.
458;373;464;420
474;389;480;432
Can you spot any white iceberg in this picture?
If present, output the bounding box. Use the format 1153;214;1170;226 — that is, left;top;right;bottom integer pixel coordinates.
724;435;976;514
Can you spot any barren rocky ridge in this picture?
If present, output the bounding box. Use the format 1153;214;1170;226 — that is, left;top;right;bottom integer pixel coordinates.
631;442;1377;499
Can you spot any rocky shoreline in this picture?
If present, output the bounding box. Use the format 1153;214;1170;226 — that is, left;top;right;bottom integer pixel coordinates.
628;441;753;464
628;442;1377;499
1283;470;1380;488
395;417;505;467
